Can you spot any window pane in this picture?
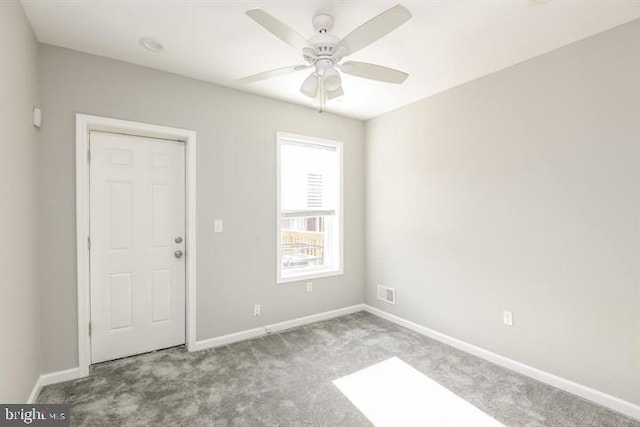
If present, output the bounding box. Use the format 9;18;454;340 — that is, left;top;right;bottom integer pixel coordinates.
278;133;342;282
280;142;339;212
281;215;332;272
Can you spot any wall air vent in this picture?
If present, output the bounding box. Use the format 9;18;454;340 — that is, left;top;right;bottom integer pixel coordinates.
377;284;396;304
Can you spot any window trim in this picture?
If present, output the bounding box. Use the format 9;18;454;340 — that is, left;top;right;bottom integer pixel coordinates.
276;131;344;284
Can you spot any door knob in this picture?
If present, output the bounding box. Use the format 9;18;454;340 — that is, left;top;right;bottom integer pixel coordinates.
174;250;184;259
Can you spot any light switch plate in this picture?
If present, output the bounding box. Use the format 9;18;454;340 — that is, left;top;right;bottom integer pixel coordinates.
214;220;223;233
503;311;513;326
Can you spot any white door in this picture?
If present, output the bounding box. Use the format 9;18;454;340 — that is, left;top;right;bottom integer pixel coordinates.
89;131;186;363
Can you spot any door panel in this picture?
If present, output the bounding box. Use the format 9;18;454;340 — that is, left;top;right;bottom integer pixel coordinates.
108;182;132;250
90;131;185;364
108;273;132;331
149;269;172;323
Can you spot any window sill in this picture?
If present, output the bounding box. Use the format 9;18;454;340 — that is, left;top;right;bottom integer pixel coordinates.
277;269;343;284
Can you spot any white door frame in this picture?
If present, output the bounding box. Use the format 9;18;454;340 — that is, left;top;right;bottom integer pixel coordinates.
75;114;197;377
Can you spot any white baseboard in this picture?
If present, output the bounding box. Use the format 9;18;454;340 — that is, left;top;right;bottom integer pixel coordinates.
191;304;366;352
364;305;640;421
191;327;265;351
32;303;636;420
31;304;366;398
27;375;43;403
26;367;84;403
264;304;366;333
40;367;84;387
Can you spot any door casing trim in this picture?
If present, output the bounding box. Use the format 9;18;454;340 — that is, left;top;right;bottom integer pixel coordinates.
75;114;197;376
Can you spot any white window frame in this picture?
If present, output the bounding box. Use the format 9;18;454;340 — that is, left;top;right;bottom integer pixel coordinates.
276;131;344;284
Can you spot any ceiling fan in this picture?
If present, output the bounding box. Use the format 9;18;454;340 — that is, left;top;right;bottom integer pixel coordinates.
239;4;412;112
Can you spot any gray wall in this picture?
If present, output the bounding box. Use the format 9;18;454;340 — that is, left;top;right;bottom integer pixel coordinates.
38;45;365;373
365;20;640;404
0;0;41;402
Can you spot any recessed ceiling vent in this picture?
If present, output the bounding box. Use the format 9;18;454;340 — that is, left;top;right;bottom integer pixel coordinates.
377;285;396;304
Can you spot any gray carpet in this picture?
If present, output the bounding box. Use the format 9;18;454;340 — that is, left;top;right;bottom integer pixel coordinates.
38;311;638;427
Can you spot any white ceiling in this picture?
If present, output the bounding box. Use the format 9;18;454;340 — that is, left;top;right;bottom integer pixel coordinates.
21;0;639;120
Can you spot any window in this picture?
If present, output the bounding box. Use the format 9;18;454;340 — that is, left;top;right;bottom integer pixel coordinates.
277;132;343;283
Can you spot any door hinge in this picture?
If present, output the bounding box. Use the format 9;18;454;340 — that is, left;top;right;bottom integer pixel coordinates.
88;322;92;336
87;150;91;163
87;236;91;250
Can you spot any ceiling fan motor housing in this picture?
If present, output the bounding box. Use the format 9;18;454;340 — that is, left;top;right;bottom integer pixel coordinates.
309;32;339;59
307;13;340;61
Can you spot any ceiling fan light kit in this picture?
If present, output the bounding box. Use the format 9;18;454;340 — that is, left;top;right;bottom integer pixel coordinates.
300;73;319;98
322;67;342;92
240;4;412;113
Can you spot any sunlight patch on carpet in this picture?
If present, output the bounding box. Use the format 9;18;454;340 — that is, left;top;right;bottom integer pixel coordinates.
333;357;505;427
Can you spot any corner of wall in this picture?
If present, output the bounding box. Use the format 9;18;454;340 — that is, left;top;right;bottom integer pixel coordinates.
0;0;44;403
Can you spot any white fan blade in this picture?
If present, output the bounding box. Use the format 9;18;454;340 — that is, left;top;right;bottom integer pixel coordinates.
327;87;344;100
339;61;408;84
238;65;310;84
337;4;411;56
246;9;313;51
